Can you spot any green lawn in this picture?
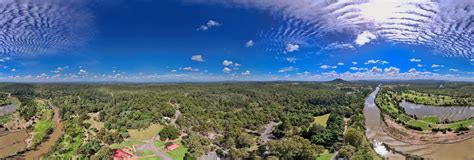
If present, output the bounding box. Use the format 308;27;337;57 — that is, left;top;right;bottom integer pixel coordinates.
31;102;54;145
313;114;330;127
421;116;438;124
406;120;431;130
137;150;155;157
128;124;163;140
165;142;188;160
0;114;11;125
447;119;474;130
110;140;145;149
139;157;161;160
32;118;54;145
154;141;188;160
397;114;411;123
154;140;166;148
316;151;334;160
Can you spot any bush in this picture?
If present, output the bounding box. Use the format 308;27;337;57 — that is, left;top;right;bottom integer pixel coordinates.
159;125;179;141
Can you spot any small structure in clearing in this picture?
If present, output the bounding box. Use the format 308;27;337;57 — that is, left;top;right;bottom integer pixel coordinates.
165;143;180;152
113;147;137;160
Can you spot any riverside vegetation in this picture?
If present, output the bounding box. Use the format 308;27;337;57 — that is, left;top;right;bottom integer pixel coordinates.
0;81;380;159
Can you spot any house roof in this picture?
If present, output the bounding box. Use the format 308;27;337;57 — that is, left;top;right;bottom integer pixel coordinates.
166;144;180;151
113;149;133;158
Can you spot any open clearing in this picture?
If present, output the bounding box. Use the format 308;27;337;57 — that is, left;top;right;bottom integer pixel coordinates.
313;114;330;127
128;124;163;141
154;141;188;160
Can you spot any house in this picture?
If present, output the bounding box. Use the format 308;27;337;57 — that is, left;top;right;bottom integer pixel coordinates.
165;143;180;152
113;149;137;160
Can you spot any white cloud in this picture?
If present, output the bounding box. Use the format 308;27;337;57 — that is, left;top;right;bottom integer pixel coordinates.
320;65;337;69
364;59;389;65
245;40;254;47
181;67;199;72
78;69;87;75
207;20;221;27
285;57;297;63
170;70;177;73
352;61;358;65
234;63;242;67
197;20;221;31
0;1;94;56
190;0;474;59
383;67;400;75
278;66;297;73
0;57;11;62
242;70;251;76
410;58;421;62
222;60;233;66
223;67;232;73
303;71;310;76
431;64;444;68
350;67;368;71
191;55;204;62
325;42;354;50
337;62;344;66
370;67;382;73
355;31;376;46
10;68;16;72
417;64;423;67
408;68;418;73
286;43;299;52
449;68;459;72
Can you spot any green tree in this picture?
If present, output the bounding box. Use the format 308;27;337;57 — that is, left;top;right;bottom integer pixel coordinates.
338;145;356;159
79;140;102;156
267;136;323;159
344;128;364;147
159;125;179;141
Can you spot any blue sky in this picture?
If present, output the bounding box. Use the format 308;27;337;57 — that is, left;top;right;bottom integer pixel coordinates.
0;0;473;82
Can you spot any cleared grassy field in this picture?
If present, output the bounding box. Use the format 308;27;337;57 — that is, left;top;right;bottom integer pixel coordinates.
110;140;145;149
421;116;438;124
139;157;161;160
31;100;54;145
406;120;431;130
313;114;330;127
85;117;104;130
154;141;188;160
137;150;155;157
316;150;333;160
0;114;11;125
128;124;163;140
447;119;474;129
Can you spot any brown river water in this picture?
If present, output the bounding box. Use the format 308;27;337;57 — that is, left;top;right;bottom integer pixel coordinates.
364;86;474;160
0;104;63;159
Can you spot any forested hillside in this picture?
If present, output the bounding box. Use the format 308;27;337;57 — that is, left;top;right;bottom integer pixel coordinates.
0;82;379;159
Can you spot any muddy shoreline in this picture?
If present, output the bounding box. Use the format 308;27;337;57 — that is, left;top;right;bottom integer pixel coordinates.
381;115;474;145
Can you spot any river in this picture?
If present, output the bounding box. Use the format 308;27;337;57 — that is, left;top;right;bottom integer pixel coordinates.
399;101;474;122
363;86;474;159
19;103;64;159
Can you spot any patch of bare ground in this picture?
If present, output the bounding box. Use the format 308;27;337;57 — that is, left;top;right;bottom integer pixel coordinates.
382;115;474;145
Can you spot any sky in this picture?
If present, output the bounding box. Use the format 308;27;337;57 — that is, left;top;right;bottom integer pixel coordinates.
0;0;473;82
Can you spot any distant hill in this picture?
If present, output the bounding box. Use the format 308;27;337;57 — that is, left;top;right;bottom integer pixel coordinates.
328;78;348;83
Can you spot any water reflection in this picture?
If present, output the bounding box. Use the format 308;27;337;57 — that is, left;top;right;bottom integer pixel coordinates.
400;101;474;122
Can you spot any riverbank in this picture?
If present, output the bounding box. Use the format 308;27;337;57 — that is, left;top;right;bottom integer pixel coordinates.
365;86;474;159
20;103;63;159
382;115;474;145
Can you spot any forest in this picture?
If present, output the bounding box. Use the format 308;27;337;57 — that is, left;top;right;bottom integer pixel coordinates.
0;81;380;159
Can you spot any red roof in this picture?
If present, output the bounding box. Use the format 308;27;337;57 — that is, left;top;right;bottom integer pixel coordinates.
113;149;133;160
166;144;180;151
